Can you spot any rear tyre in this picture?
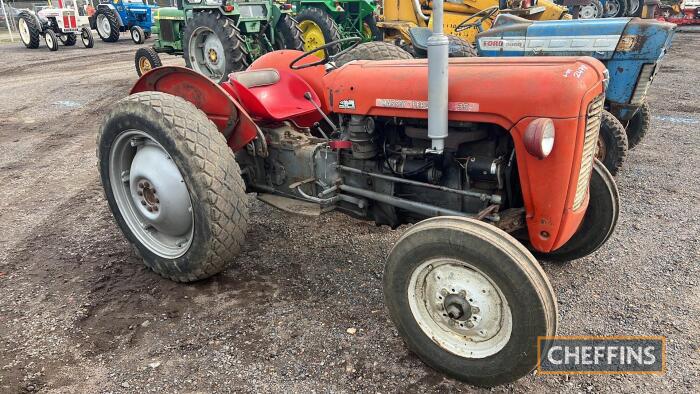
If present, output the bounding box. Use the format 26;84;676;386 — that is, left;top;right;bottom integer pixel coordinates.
183;10;249;83
626;102;650;149
384;217;557;387
131;26;145;44
596;110;628;176
273;14;305;51
45;30;59;51
96;7;121;42
627;0;642;16
135;47;163;76
18;12;40;49
81;27;94;48
97;91;249;282
334;41;413;67
60;33;77;46
604;0;628;17
535;160;619;262
297;7;342;57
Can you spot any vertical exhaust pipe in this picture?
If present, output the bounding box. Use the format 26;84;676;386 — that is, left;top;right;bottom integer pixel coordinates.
427;0;449;154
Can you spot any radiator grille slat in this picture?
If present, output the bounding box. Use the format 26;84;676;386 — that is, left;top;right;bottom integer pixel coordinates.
573;95;604;211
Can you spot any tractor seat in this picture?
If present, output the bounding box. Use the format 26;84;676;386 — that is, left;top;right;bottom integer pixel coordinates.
227;68;322;128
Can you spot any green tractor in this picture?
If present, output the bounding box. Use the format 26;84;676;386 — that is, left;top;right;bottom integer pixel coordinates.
292;0;380;56
134;0;303;82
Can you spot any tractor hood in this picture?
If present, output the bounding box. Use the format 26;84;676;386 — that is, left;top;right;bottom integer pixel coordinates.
323;56;607;125
476;15;675;62
154;6;185;20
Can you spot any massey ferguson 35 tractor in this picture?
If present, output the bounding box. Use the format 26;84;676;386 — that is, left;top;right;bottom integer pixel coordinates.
99;0;619;386
94;0;156;44
17;0;94;51
474;15;676;175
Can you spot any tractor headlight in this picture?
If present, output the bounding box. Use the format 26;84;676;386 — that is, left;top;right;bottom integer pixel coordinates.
524;118;555;159
630;64;656;105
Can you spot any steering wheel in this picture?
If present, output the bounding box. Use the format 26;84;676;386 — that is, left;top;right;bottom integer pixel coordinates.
455;6;500;33
290;37;362;70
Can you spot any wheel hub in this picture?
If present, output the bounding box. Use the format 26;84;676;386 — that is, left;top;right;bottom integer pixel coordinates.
443;293;472;321
139;57;152;73
208;48;218;63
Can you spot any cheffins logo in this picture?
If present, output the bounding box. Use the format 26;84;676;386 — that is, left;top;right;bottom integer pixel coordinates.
339;99;355;110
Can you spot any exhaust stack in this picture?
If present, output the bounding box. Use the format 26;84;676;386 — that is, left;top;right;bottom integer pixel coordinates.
427;0;449;154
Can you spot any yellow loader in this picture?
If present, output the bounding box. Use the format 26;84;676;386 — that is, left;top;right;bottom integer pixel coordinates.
379;0;571;49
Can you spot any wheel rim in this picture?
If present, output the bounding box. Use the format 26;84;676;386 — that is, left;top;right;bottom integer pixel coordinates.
189;26;226;81
19;18;30;44
408;258;513;358
46;33;54;48
579;4;599;18
132;29;141;42
299;20;326;58
605;0;621;16
629;0;640;14
97;14;110;37
109;130;194;258
138;56;152;74
82;29;90;46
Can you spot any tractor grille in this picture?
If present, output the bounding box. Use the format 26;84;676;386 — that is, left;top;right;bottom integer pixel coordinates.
573;94;604;211
160;20;175;43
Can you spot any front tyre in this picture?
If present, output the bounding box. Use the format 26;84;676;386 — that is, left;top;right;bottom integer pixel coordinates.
596;110;628;176
273;14;304;51
45;30;59;51
131;26;145;44
625;102;650;149
81;27;94;48
384;217;557;387
536;159;619;263
59;33;77;46
97;91;249;282
134;47;163;76
334;41;413;67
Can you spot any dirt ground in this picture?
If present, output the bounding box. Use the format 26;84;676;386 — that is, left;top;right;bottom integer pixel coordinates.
0;35;698;393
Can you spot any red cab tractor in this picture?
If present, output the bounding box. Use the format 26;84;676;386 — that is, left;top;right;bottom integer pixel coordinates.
97;5;619;385
17;0;94;51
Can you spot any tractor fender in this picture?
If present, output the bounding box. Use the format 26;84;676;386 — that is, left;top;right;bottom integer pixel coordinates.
98;4;124;27
130;66;259;151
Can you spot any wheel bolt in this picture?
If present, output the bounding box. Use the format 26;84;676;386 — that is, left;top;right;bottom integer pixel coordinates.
441;289;449;296
141;201;146;206
138;182;144;189
471;306;480;314
466;321;475;328
147;206;153;212
153;206;158;212
155;198;159;203
137;191;143;196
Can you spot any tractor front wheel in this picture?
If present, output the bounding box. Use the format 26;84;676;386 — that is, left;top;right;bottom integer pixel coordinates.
97;91;249;282
596;110;628;176
96;8;120;42
273;14;304;51
297;7;342;57
626;102;651;149
535;159;619;263
183;11;249;83
131;26;145;44
18;12;40;49
45;30;59;51
384;217;557;387
59;33;77;46
81;27;94;48
134;47;163;76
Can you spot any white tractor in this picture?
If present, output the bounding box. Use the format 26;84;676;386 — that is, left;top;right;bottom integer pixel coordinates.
17;0;94;51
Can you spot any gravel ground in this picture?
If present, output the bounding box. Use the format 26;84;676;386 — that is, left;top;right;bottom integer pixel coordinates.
0;35;698;393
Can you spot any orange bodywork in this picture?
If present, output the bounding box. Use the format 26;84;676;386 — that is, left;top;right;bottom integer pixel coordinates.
134;51;607;253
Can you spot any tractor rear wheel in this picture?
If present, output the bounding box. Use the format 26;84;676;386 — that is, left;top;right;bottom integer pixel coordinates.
604;0;628;17
97;91;249;282
18;12;40;49
447;35;477;57
273;14;304;51
183;10;249;83
627;0;642;16
297;7;342;57
596;110;628;176
535;159;619;263
334;41;413;67
45;30;59;51
135;47;163;76
96;8;120;42
81;27;94;48
576;0;604;19
362;14;381;41
626;102;651;149
384;217;557;387
60;33;77;46
131;26;145;44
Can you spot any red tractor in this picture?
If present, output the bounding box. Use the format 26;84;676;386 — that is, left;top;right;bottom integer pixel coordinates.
97;3;618;386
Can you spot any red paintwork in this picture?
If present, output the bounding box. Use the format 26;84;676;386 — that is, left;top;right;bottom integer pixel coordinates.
131;53;607;253
63;15;76;28
225;70;322;127
130;66;258;151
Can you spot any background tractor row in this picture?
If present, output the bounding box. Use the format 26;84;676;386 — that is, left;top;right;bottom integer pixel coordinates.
17;0;94;51
92;0;157;44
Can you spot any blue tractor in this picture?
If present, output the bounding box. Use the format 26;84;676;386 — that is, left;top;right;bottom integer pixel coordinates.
474;15;676;174
93;0;156;44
